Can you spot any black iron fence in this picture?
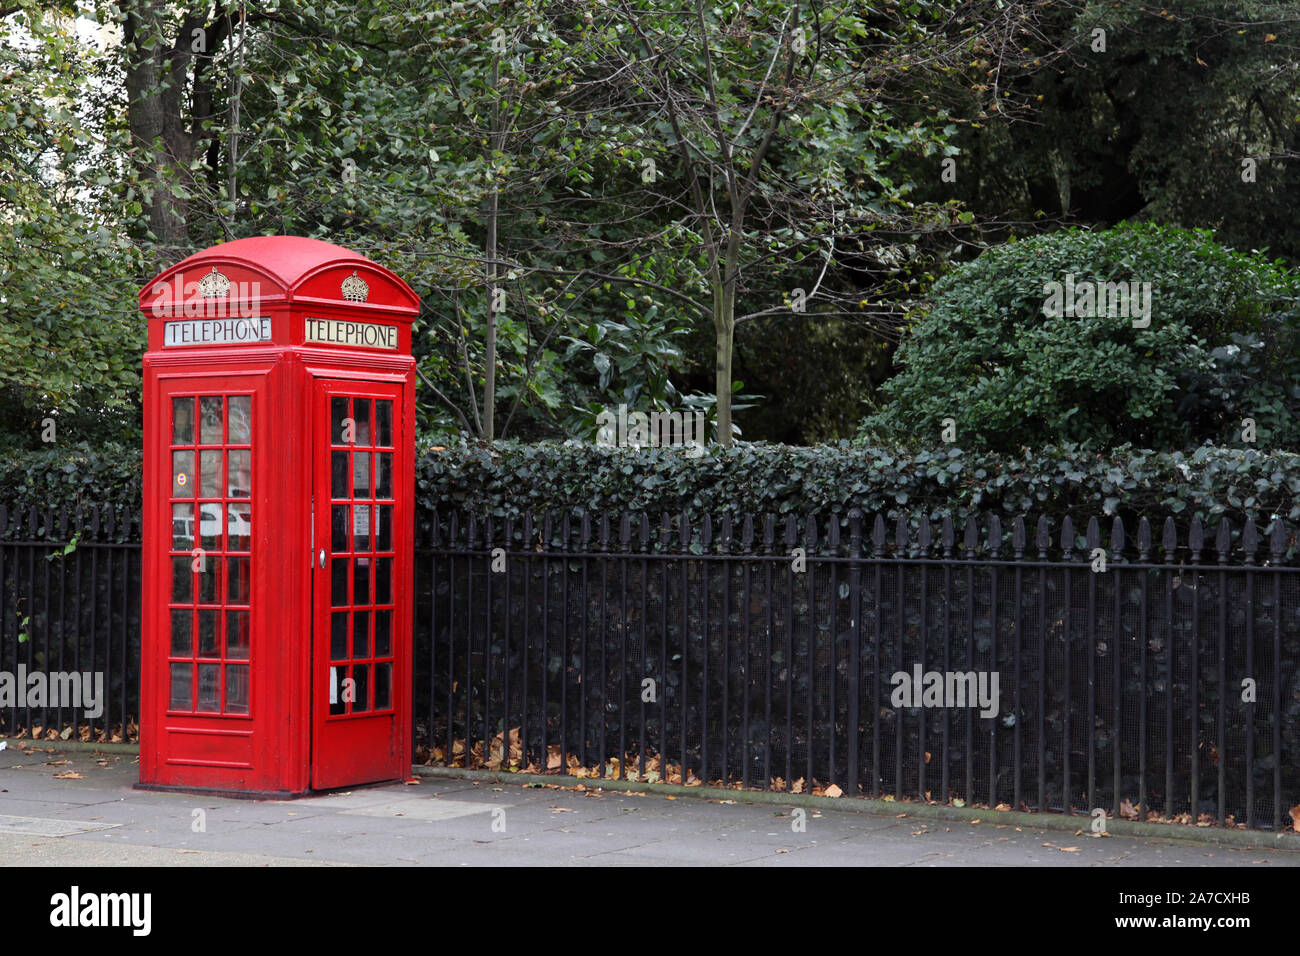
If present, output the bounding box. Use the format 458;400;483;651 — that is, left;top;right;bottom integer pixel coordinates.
0;505;142;743
4;501;1297;832
415;510;1300;831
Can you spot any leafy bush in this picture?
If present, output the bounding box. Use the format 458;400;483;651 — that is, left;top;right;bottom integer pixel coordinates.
859;223;1300;452
7;439;1299;540
417;439;1300;529
1174;308;1300;445
0;442;142;515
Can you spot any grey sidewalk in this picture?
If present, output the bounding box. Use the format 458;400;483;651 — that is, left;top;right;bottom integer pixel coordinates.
2;745;1298;866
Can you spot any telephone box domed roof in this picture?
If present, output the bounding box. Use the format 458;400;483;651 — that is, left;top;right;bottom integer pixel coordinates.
139;235;420;315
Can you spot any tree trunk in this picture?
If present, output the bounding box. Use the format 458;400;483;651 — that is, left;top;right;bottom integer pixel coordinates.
711;226;744;446
483;55;502;443
713;279;735;446
121;1;192;246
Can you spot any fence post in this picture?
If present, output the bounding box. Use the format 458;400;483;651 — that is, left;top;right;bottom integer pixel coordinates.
987;514;1001;805
1162;516;1177;817
848;509;862;796
963;515;978;804
942;514;956;805
1012;515;1026;812
917;515;931;802
1111;515;1126;819
1270;519;1285;831
1242;518;1258;828
1061;515;1075;814
1215;518;1231;826
896;514;909;800
1136;517;1152;821
1035;516;1050;811
1189;516;1204;820
740;513;754;790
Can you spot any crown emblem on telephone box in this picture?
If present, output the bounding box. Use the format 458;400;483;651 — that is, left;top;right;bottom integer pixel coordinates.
197;266;231;298
341;270;370;302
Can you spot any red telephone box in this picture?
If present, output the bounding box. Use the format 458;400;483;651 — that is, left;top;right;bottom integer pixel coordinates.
137;236;418;797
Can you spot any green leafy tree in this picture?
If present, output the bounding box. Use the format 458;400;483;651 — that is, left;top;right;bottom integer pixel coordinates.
920;1;1300;261
0;4;148;449
587;0;1055;444
860;223;1300;452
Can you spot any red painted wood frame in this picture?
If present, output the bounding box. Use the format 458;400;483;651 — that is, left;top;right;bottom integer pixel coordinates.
138;236;417;797
310;377;410;790
141;373;269;790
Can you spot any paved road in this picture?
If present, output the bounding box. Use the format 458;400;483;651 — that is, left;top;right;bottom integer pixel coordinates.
2;745;1297;866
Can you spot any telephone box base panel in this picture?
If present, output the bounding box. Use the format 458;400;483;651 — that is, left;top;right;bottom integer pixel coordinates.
134;776;406;801
134;781;306;801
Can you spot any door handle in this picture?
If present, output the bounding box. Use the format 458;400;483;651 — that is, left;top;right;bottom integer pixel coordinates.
318;549;326;569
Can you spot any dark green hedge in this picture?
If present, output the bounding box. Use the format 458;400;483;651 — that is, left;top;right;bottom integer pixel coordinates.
4;440;1299;530
0;442;143;513
418;440;1300;527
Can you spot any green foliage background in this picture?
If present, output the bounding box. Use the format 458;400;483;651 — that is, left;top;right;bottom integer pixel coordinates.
3;1;1300;461
859;224;1300;452
7;441;1299;537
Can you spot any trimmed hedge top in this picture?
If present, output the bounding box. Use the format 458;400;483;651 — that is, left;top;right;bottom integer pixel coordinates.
4;440;1298;530
418;440;1300;527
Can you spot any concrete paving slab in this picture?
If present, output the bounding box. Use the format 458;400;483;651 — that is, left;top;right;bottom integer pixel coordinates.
3;748;1299;866
0;814;120;837
0;831;350;866
339;797;510;821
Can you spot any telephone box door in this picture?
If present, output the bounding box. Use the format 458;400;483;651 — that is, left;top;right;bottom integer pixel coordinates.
310;378;408;789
